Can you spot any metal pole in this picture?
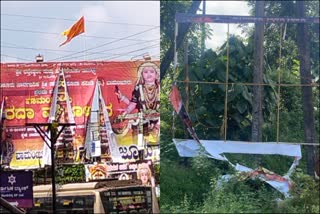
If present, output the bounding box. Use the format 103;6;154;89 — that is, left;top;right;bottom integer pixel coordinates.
50;124;57;214
0;117;3;166
27;123;74;213
0;97;5;167
0;122;3;168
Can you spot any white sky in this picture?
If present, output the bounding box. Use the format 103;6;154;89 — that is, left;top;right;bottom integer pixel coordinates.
0;1;251;63
199;1;251;51
1;1;160;63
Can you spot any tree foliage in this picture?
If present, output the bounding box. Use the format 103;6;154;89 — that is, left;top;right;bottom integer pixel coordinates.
160;0;319;213
56;164;85;184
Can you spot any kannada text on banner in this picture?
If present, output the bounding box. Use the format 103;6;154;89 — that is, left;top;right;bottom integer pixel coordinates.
0;61;160;169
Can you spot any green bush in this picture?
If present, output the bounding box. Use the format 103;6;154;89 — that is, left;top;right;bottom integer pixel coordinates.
56;164;85;184
274;170;320;213
202;176;281;213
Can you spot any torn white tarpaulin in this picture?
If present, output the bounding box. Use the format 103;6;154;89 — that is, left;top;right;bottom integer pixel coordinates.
215;164;292;197
173;138;302;197
235;164;293;197
174;139;301;160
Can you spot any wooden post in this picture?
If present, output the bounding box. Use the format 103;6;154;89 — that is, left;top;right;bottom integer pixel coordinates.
183;39;189;166
160;0;202;80
251;1;265;142
296;0;317;177
184;39;189;123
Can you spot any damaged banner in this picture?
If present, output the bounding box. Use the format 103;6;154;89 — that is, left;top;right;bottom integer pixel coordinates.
173;138;302;197
169;84;302;197
169;85;200;143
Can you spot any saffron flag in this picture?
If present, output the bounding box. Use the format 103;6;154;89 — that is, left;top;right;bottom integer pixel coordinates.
169;85;200;143
60;16;85;47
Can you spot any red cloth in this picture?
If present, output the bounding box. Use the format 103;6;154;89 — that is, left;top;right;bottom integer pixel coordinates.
169;85;182;113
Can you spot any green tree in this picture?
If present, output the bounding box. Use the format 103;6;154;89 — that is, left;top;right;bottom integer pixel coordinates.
160;0;319;212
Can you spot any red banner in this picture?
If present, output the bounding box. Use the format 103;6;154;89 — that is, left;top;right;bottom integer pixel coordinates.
0;60;160;169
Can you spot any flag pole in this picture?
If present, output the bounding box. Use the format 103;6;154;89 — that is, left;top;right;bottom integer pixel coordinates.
84;35;86;61
0;96;4;166
83;15;86;61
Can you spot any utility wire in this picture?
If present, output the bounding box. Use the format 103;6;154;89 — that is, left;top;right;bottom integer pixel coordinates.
1;28;160;42
98;44;159;61
83;40;159;58
48;26;159;61
83;44;159;61
1;13;159;27
59;45;159;61
1;41;20;47
56;40;159;61
1;54;32;61
90;51;159;61
1;40;159;56
66;43;159;61
1;45;81;53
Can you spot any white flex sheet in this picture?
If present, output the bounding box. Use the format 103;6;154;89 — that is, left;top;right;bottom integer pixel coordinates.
174;138;301;160
173;138;302;197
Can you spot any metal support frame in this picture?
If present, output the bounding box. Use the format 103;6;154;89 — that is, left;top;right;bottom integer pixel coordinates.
26;122;75;214
175;13;319;24
173;12;319;141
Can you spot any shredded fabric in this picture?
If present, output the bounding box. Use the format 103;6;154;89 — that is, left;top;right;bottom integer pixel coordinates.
173;138;301;197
